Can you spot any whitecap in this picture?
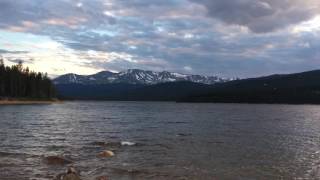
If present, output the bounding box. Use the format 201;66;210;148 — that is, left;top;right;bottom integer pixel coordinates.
121;141;136;146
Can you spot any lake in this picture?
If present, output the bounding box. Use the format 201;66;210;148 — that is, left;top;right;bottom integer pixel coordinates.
1;101;320;179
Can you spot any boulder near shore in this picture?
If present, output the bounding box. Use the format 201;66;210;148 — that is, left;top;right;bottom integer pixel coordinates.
56;167;110;180
98;150;115;158
95;176;108;180
44;156;73;165
55;167;80;180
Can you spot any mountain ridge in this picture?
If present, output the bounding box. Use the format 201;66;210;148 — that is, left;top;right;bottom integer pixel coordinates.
55;69;320;104
54;69;233;85
180;69;320;104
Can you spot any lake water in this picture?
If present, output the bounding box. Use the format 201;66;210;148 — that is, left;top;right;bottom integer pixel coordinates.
1;102;320;179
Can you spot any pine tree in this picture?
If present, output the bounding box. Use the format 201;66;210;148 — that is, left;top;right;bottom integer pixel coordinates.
0;55;4;66
0;60;56;99
0;56;5;96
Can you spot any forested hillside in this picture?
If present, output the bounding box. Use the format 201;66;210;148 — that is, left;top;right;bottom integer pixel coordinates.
0;58;56;99
55;68;320;104
180;70;320;104
55;81;212;101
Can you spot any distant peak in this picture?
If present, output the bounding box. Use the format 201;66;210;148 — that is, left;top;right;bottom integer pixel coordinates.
54;69;233;85
95;71;115;75
65;73;79;76
124;69;147;73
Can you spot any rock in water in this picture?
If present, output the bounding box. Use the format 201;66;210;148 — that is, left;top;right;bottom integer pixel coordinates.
98;150;115;158
63;174;81;180
95;176;108;180
91;141;107;146
44;156;72;165
56;167;81;180
67;167;78;174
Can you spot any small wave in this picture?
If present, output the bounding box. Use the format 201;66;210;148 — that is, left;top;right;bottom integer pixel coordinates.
90;141;138;147
111;167;148;175
0;151;16;156
0;151;32;157
166;121;188;124
176;133;192;137
90;141;108;146
121;141;136;146
45;145;68;151
209;141;224;144
0;151;38;158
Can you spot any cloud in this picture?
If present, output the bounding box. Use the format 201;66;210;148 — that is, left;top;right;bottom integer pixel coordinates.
0;49;28;54
7;58;33;64
0;0;320;78
191;0;320;33
0;0;116;33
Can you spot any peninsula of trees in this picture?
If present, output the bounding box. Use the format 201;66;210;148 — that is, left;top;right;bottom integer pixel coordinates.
0;57;56;101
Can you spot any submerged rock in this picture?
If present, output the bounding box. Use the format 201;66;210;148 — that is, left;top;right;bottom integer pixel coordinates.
56;167;81;180
66;167;78;175
62;173;81;180
95;176;108;180
44;156;72;165
98;150;115;158
91;141;108;146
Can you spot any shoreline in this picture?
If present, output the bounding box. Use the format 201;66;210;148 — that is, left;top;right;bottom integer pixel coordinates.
0;100;62;105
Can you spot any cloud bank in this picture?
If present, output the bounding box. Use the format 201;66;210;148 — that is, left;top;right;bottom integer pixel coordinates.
192;0;320;33
0;0;319;78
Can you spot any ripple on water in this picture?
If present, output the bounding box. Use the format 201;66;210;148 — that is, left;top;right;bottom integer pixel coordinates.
2;102;320;179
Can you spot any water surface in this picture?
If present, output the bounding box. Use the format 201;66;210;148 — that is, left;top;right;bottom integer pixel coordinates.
1;101;320;179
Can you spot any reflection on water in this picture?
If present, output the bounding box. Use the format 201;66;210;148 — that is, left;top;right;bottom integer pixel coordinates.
1;102;320;179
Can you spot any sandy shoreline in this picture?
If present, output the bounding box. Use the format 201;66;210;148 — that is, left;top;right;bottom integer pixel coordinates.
0;100;62;105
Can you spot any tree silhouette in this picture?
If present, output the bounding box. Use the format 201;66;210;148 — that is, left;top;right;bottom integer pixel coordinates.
0;58;56;99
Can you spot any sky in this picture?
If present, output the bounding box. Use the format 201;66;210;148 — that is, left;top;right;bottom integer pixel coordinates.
0;0;319;78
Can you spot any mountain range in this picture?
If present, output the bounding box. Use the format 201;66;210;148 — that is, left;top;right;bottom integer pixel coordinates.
54;69;320;104
54;69;232;85
180;70;320;104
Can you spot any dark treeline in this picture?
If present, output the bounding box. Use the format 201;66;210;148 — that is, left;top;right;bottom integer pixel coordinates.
0;57;56;99
55;81;211;101
180;70;320;104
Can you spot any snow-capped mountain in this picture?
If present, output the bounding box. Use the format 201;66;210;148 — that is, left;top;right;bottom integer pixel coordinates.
54;69;232;85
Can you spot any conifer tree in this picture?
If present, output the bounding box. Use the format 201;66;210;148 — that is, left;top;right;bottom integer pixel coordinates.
0;56;5;96
0;58;56;99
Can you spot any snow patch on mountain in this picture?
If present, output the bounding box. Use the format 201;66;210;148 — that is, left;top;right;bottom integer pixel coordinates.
54;69;233;85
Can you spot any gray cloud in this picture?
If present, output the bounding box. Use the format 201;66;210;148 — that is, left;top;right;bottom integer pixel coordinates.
0;0;115;32
0;49;28;54
0;0;320;78
191;0;320;33
7;58;34;64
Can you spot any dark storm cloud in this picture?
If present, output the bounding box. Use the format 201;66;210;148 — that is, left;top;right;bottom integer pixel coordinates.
191;0;320;33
